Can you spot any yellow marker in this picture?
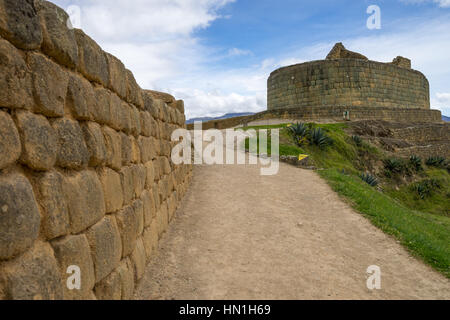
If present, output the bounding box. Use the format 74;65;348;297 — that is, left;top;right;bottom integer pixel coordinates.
298;154;309;161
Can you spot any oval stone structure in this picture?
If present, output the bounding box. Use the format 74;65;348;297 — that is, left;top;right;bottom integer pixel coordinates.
268;43;430;111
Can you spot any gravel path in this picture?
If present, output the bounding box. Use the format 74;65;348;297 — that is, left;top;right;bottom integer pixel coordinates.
135;143;449;300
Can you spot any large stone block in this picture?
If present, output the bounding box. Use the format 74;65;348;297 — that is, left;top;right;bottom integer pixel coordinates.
125;69;143;109
98;167;123;214
66;74;95;121
116;258;134;300
0;242;62;300
119;166;134;206
142;223;158;262
120;132;132;166
130;105;141;137
141;190;154;227
92;87;111;125
51;234;95;300
94;269;121;300
131;164;146;198
140;111;152;137
81;121;107;167
35;0;78;68
132;198;144;237
119;102;132;134
131;238;146;281
53;118;89;169
103;126;122;170
105;53;127;99
115;205;139;258
130;136;141;164
0;39;34;110
156;201;168;238
62;170;105;234
28;53;68;117
85;216;122;283
33;171;69;240
0;110;21;170
108;93;123;131
74;29;108;85
144;161;155;189
0;0;42;50
0;173;40;260
138;136;154;163
15;110;58;171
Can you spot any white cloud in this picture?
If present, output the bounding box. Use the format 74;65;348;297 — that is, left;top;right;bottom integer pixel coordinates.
227;48;252;57
400;0;450;8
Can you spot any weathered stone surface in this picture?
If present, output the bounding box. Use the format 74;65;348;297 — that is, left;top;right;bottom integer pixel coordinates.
67;74;95;121
0;242;62;300
0;111;21;170
15;110;58;171
392;56;411;69
51;234;95;300
103;126;122;170
0;173;40;260
115;205;139;258
326;42;368;60
98;167;123;214
105;53;127;99
108;93;122;131
125;69;143;109
175;100;185;115
119;166;134;206
140;111;152;137
145;161;155;189
120;132;132;166
74;29;108;85
130;105;141;136
62;170;105;234
53;118;89;169
138;136;153;163
85;216;122;282
156;201;168;238
116;258;134;300
33;171;69;239
92;87;111;125
146;90;176;105
152;183;161;211
0;39;34;110
141;190;156;227
130;136;141;163
35;0;78;68
132;199;144;237
132;164;146;198
28;53;68;117
0;0;42;50
81;121;107;167
94;269;121;300
142;223;158;261
119;102;132;134
131;238;146;281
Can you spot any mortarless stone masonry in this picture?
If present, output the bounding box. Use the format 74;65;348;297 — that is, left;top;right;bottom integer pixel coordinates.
0;0;192;300
268;43;433;112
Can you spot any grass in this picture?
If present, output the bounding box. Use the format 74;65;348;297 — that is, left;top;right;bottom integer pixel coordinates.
242;122;450;278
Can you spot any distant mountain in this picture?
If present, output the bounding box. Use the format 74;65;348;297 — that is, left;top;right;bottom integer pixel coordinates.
443;115;450;122
186;112;255;124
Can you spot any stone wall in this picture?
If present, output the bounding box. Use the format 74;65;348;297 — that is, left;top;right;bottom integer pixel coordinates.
0;0;192;300
268;59;430;111
187;106;442;130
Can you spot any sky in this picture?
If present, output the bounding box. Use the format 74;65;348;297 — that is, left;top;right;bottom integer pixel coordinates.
50;0;450;118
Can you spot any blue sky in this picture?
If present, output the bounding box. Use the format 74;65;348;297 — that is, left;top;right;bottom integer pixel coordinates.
50;0;450;117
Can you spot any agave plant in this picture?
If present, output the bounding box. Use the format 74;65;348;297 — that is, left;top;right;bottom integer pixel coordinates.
286;122;309;146
383;158;405;174
426;156;446;168
360;172;378;187
409;155;423;172
309;128;333;149
352;135;363;147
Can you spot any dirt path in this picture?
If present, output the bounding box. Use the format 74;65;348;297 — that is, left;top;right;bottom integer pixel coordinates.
135;144;449;300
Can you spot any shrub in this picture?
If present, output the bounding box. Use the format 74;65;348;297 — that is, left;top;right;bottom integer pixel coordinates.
309;128;333;149
352;135;363;147
409;155;423;172
411;179;442;199
426;156;446;168
360;173;378;187
383;158;406;174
